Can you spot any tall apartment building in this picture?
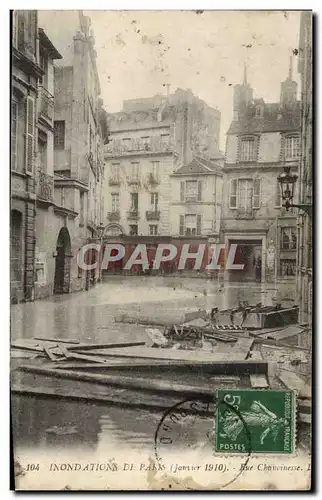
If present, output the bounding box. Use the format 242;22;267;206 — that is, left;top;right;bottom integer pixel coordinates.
11;11;43;302
221;64;301;283
103;88;221;237
38;10;109;294
297;12;313;325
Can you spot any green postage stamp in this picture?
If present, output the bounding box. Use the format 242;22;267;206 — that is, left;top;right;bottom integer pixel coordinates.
215;389;295;454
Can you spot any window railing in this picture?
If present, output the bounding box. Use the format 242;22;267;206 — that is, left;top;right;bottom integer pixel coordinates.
107;211;120;221
146;210;160;221
127;209;139;220
106;136;174;156
39;86;54;122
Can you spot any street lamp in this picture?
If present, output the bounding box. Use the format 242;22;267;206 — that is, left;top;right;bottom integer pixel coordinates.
277;165;312;217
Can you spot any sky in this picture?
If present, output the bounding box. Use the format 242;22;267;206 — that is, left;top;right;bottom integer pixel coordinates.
89;10;302;150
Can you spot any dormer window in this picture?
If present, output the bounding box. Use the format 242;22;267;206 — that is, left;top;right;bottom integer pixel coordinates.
240;136;257;162
255;107;261;117
284;135;300;160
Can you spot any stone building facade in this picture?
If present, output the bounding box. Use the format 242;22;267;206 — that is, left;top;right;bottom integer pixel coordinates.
170;156;223;239
37;11;109;296
297;12;313;325
103;88;221;237
221;65;301;283
11;10;43;303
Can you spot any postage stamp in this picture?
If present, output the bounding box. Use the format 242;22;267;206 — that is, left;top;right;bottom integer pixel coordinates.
215;389;295;454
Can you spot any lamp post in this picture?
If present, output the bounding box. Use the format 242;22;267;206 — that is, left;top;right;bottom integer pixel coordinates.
96;224;105;283
277;165;312;217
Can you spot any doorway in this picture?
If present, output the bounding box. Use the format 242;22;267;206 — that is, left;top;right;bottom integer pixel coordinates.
228;239;262;282
54;227;71;294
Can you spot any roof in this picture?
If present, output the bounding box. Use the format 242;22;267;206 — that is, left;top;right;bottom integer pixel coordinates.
173;157;223;176
227;101;301;135
38;28;63;60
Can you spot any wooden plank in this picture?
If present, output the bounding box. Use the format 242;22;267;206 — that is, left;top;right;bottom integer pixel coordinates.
278;370;311;398
60;347;111;365
11;343;46;353
77;345;254;363
34;337;80;344
20;358;268;375
250;374;269;388
43;346;59;362
231;338;254;359
68;341;146;352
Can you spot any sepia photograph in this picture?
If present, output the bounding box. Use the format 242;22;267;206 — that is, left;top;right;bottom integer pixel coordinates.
10;8;312;491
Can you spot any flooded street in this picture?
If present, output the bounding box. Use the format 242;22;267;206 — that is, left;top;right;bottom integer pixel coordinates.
11;277;296;456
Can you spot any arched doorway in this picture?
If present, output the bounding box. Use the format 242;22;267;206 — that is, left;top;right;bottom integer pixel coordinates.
54;227;71;294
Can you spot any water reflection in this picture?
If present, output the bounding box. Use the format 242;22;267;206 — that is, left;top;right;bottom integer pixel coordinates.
11;395;158;454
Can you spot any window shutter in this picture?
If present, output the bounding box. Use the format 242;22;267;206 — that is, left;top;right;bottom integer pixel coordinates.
180;181;185;202
197;180;202;201
11;101;18;170
253;179;261;208
275;181;282;207
229;179;237;208
196;214;202;235
179;215;184;236
25;96;35;175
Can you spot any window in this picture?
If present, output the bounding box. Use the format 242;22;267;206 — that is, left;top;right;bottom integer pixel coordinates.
25;96;35;174
129;224;138;236
149;225;158;236
130;192;138;211
111;163;120;180
238;179;253;210
11;100;18;171
38;135;47;172
181;180;202;202
255;107;261;117
54;120;65;150
111;193;119;213
10;210;22;283
284;136;300;160
275;181;282;207
240;138;256;162
151;193;159;211
161;134;170;150
131;162;139;181
123;138;131;151
179;214;202;236
280;228;297;250
229;179;261;210
79;192;85;226
280;259;296;277
141;136;151;150
229;179;237;208
151;161;159;180
39;51;48;87
186;181;197;200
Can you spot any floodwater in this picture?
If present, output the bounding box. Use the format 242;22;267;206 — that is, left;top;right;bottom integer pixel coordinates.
11;277;298;455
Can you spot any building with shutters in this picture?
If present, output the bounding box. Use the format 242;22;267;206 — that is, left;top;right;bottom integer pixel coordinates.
170;156;224;239
221;64;301;283
35;10;109;296
296;12;312;325
103;88;221;238
11;10;43;302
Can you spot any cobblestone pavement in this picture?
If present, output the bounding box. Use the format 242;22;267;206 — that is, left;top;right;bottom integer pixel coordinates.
11;276;296;343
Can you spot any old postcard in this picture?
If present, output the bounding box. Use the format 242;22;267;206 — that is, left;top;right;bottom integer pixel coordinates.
10;9;312;491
